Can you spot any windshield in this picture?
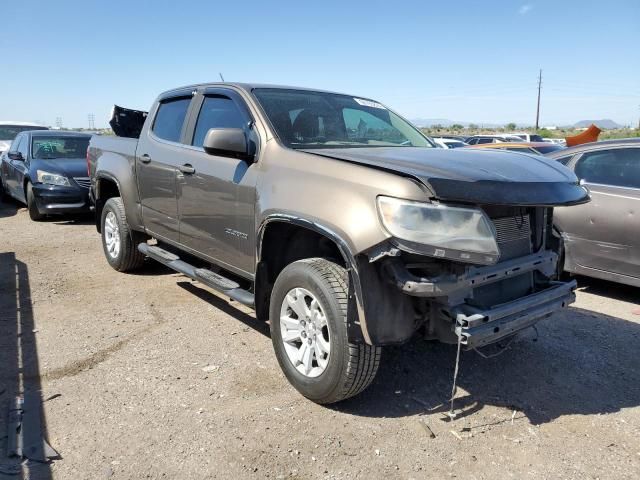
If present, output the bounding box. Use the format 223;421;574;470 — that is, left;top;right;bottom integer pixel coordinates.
0;125;48;140
31;136;90;159
253;88;435;149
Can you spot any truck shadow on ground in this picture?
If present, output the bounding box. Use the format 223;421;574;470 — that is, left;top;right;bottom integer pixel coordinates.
0;197;22;218
0;252;55;479
335;302;640;425
178;267;640;426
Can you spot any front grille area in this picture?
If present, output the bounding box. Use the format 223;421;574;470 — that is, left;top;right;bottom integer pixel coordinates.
73;177;91;189
491;214;532;261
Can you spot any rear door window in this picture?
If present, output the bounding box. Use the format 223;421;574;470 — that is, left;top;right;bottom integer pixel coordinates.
191;96;246;147
477;138;493;144
575;148;640;189
152;97;191;142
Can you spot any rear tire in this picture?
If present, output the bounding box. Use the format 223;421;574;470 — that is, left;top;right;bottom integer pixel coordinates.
26;182;44;221
270;258;381;404
101;197;145;272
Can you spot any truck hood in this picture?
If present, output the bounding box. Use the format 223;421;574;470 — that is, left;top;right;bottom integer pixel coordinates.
302;147;589;206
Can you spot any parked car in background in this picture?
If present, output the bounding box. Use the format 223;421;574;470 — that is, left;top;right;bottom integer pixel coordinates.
436;134;470;143
0;121;48;154
466;134;521;145
547;138;640;287
0;130;92;220
543;138;566;146
88;82;587;404
467;141;566;155
512;133;545;142
432;137;468;149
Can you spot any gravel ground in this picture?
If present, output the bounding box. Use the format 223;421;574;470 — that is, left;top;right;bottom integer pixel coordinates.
1;197;639;480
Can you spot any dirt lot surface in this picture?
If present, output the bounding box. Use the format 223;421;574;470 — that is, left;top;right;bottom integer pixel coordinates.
1;197;639;480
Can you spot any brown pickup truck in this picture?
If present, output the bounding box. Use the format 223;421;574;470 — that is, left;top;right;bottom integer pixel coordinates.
88;83;589;403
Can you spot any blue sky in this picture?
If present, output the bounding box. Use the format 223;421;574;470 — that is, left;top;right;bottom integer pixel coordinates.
1;0;638;128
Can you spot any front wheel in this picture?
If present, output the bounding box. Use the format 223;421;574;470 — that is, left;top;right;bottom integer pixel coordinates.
270;258;381;404
101;197;145;272
26;182;44;221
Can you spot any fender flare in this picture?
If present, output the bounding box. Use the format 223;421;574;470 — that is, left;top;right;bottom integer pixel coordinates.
257;214;373;345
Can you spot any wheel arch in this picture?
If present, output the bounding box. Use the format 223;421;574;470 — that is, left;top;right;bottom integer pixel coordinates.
256;215;370;344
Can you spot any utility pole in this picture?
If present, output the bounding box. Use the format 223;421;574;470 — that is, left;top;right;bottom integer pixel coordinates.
55;117;63;129
535;69;542;130
219;72;225;82
88;113;95;130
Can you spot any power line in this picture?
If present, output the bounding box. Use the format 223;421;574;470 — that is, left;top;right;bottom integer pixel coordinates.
535;69;542;130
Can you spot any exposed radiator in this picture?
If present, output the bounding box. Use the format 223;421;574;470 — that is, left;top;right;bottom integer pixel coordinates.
492;214;532;261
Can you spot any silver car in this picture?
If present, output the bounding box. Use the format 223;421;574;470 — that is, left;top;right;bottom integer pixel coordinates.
548;138;640;287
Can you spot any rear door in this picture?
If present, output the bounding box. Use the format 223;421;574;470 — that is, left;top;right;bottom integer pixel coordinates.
555;146;640;278
135;92;193;242
177;87;258;277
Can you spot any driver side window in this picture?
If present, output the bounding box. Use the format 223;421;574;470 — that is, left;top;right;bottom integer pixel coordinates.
191;96;246;148
18;136;29;158
9;134;23;154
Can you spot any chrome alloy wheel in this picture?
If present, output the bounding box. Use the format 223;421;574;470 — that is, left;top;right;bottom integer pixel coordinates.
279;287;331;378
104;211;121;259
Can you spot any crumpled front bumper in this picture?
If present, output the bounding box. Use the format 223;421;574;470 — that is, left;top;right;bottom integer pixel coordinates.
451;280;576;348
384;250;577;348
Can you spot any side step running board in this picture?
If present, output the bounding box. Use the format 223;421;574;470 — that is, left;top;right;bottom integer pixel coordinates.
138;243;255;308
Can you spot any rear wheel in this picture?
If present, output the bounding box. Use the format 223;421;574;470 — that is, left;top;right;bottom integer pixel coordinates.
26;182;44;221
270;258;381;404
101;197;145;272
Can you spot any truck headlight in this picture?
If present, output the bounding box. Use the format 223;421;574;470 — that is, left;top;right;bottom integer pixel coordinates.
37;170;71;187
377;196;500;264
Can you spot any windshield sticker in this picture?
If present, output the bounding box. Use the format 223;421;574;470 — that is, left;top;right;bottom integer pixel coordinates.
353;98;386;109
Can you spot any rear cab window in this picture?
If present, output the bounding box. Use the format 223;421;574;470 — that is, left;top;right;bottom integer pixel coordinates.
152;97;191;142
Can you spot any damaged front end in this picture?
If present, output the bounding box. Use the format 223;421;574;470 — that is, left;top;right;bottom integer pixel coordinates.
358;205;577;348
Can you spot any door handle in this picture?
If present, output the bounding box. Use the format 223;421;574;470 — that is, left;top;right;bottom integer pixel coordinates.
140;154;152;164
179;164;196;174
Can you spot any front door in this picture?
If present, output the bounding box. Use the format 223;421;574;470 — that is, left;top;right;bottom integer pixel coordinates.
5;134;29;202
555;147;640;279
177;89;257;277
136;95;192;242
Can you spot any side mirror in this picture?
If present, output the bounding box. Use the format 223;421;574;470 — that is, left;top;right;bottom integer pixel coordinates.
203;128;252;161
8;152;24;161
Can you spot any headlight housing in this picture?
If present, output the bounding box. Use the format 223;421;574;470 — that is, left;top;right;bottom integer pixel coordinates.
377;196;500;264
36;170;71;187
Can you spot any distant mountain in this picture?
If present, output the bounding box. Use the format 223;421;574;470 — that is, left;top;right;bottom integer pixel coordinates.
573;119;622;130
410;118;502;128
410;118;460;127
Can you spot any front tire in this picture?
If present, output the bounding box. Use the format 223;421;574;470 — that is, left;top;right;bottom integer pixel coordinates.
270;258;381;404
26;182;44;221
101;197;145;272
